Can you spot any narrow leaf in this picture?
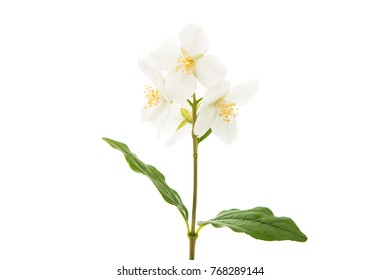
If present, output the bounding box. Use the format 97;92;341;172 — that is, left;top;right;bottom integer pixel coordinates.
103;137;189;221
176;119;188;131
198;128;212;143
198;207;307;242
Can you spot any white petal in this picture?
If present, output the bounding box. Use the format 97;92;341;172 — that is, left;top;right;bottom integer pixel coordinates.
164;72;196;105
166;124;191;147
159;105;184;132
211;116;238;144
179;23;209;56
147;43;180;71
152;103;172;138
156;75;172;103
202;80;230;106
196;55;226;88
141;99;166;122
194;105;218;136
138;59;163;87
226;80;259;106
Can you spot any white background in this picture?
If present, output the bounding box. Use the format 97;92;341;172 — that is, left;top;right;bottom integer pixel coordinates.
1;0;381;279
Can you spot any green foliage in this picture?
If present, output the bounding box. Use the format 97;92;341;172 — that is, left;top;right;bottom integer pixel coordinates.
198;207;307;242
103;138;189;222
176;119;188;131
198;128;212;143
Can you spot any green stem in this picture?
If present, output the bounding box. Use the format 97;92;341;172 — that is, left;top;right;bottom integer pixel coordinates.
196;225;205;235
189;94;199;260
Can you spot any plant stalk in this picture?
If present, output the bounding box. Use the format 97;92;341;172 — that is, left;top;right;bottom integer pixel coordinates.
189;94;199;260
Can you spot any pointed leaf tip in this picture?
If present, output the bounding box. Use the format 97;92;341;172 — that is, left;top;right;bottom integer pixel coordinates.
103;137;189;221
199;207;307;242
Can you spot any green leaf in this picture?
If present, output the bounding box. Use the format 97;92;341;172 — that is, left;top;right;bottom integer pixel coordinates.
103;137;189;221
198;128;212;143
176;119;188;131
198;207;307;242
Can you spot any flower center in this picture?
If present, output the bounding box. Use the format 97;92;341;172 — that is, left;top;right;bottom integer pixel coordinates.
176;55;196;74
144;85;160;108
218;101;239;122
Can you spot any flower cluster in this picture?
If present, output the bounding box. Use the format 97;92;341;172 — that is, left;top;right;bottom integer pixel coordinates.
139;23;258;144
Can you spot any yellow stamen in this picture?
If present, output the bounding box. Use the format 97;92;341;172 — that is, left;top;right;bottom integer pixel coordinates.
176;55;196;74
144;85;160;108
218;101;239;122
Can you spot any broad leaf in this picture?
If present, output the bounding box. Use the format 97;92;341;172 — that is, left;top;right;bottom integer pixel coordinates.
103;137;189;221
198;207;307;242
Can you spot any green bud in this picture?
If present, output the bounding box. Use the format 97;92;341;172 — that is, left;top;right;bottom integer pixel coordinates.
181;108;193;123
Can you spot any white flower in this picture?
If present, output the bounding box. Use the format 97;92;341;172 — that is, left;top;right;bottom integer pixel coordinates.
138;59;172;131
147;23;226;105
194;80;259;144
